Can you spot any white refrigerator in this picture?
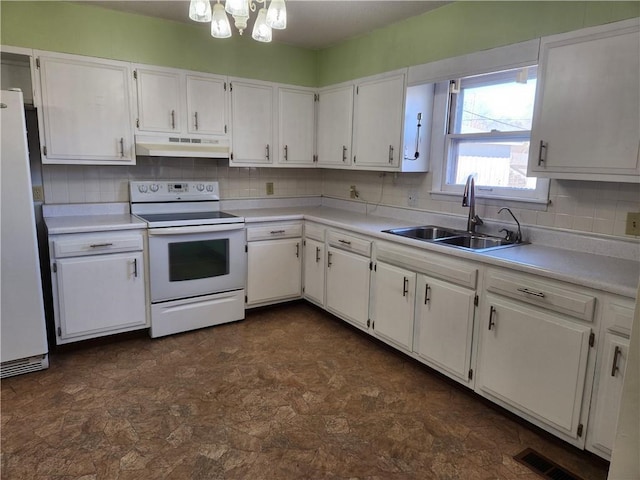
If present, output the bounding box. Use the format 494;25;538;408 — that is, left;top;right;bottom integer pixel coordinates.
1;89;49;377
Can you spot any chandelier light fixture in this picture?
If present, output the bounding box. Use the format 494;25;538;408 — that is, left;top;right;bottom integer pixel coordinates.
188;0;287;43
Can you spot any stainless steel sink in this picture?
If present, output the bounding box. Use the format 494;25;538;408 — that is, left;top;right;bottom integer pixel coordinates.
382;225;526;251
383;225;461;240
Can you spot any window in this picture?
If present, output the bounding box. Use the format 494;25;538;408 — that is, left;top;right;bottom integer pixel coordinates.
440;66;549;203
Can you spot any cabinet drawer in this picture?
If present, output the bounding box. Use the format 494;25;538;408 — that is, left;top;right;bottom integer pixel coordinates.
602;296;635;336
327;230;371;257
53;231;144;258
486;270;596;322
247;223;302;241
304;222;325;242
376;241;477;289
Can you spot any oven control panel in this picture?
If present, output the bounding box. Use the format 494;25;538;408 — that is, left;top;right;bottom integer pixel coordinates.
130;181;219;202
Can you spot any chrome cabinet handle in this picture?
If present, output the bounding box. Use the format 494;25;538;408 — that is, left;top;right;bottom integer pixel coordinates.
424;284;431;305
284;145;288;161
517;287;545;298
327;251;332;268
338;239;351;246
538;140;547;166
270;230;285;235
132;258;138;278
89;243;113;248
388;145;394;163
266;144;270;161
315;246;321;263
194;111;199;131
119;137;125;158
342;145;347;162
611;346;622;377
488;306;496;330
171;109;176;129
402;277;409;297
295;242;299;258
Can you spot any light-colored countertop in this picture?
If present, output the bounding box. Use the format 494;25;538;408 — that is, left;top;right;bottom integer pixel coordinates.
45;214;146;234
229;205;640;298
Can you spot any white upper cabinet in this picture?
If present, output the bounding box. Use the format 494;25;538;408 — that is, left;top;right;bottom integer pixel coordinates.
528;19;640;182
352;72;405;169
134;66;228;137
36;51;135;165
277;86;316;166
186;74;227;136
230;79;274;165
317;84;354;167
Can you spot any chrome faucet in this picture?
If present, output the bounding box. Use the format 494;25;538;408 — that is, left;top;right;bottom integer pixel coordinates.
498;207;523;243
462;174;483;234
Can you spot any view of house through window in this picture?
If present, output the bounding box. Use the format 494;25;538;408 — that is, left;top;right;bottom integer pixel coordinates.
445;66;543;199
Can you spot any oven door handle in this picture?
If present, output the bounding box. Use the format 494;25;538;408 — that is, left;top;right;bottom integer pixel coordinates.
148;224;245;236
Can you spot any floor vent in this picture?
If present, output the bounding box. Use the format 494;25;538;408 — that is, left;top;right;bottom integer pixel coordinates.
513;448;584;480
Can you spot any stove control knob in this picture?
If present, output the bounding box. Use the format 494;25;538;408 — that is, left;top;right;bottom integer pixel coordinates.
206;184;214;192
137;184;148;193
149;184;159;192
196;184;205;192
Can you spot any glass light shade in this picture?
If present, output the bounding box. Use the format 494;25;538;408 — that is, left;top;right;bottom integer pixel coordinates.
233;14;249;35
211;3;232;38
252;8;272;42
266;0;286;29
189;0;212;22
225;0;248;17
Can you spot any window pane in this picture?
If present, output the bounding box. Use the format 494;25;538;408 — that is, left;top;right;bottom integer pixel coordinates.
449;138;537;190
454;68;537;134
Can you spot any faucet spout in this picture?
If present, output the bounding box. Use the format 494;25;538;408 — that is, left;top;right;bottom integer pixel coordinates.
462;175;483;234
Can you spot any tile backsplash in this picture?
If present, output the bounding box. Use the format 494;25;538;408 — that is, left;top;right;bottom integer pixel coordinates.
42;160;639;239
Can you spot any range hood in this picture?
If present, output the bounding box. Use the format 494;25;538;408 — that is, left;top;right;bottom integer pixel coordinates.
135;135;229;159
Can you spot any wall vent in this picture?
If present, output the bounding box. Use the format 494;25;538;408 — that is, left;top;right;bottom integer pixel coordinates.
0;354;49;379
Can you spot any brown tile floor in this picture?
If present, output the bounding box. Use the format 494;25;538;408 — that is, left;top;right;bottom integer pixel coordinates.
2;302;609;479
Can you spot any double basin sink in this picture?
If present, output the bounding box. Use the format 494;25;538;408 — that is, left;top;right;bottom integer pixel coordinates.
382;225;525;252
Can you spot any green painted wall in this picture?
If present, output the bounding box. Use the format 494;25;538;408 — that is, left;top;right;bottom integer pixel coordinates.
0;1;318;86
1;1;638;88
318;1;640;86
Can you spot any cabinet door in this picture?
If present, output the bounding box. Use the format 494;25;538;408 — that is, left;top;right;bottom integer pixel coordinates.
352;74;405;168
230;81;274;165
528;22;640;181
317;85;353;167
278;87;315;166
414;274;475;383
303;238;325;306
247;238;301;305
186;74;227;136
135;67;182;133
325;247;370;328
55;252;146;341
370;262;415;350
37;53;134;164
589;332;629;456
477;294;591;441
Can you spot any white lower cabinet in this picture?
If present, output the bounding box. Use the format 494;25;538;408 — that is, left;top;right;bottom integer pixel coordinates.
246;223;302;306
370;261;415;351
303;237;325;306
414;274;476;384
476;290;593;446
49;230;148;344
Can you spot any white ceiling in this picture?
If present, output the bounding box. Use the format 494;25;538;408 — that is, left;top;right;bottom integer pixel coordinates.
75;1;449;49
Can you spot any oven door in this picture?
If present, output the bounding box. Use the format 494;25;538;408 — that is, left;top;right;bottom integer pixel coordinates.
148;224;246;302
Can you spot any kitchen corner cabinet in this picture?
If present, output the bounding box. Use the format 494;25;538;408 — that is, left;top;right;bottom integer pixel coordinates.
370;261;415;351
49;230;148;344
528;19;640;182
246;222;302;306
302;222;326;306
316;84;354;167
229;79;275;166
352;73;405;170
476;269;596;447
325;231;371;328
277;87;316;166
586;295;634;459
35;51;135;165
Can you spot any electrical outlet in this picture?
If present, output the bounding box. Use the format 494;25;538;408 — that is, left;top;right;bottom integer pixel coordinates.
408;190;418;207
625;212;640;236
266;182;274;195
350;185;358;199
32;185;44;202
